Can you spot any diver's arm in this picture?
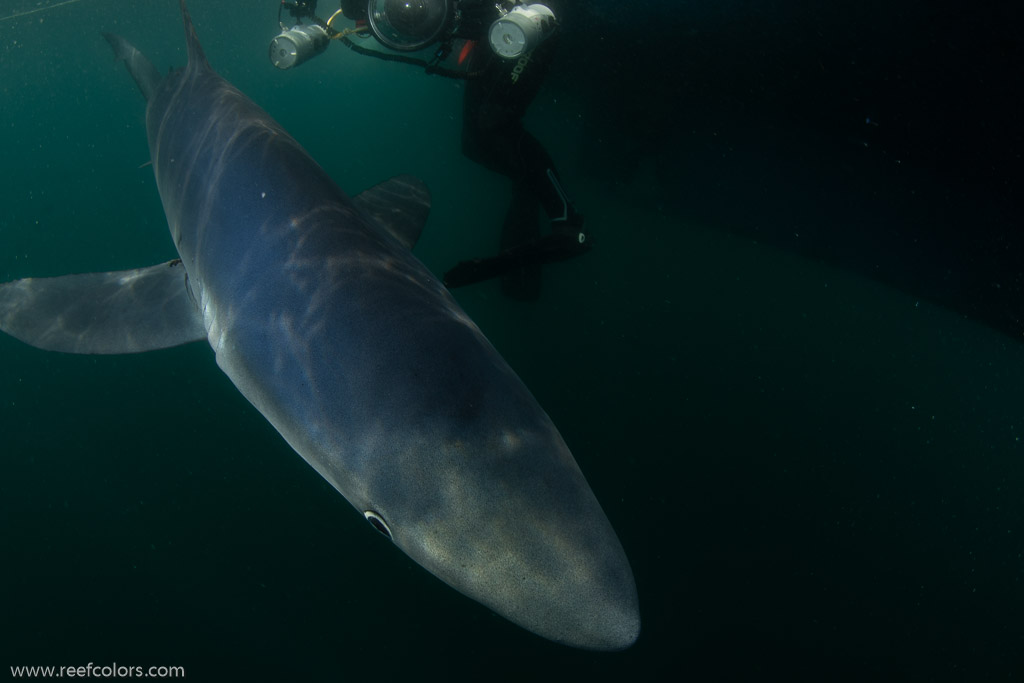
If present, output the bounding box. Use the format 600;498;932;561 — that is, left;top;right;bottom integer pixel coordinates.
455;0;513;39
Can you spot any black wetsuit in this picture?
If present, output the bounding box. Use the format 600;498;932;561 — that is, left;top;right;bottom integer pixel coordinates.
454;1;587;296
458;2;581;230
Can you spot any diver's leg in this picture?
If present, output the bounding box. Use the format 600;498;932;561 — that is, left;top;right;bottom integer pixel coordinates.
512;130;585;236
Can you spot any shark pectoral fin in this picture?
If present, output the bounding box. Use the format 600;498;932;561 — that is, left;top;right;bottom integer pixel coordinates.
353;175;431;250
0;260;206;355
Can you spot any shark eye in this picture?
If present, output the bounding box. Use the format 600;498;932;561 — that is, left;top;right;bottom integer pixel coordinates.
364;510;392;540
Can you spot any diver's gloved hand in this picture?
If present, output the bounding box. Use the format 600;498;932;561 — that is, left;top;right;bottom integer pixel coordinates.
339;0;369;22
457;0;505;36
443;227;592;289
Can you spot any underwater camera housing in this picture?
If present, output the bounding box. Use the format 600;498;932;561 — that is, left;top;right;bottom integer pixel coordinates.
488;4;556;59
367;0;451;52
270;23;330;69
269;0;330;69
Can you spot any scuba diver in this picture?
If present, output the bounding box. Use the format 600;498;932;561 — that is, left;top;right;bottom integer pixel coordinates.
269;0;590;299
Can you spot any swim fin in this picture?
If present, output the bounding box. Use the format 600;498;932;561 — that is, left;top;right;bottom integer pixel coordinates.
443;231;591;290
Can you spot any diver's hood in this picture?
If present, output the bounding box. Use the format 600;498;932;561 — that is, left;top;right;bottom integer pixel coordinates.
368;0;450;51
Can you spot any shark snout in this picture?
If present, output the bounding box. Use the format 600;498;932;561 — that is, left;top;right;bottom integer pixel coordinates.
530;557;641;651
371;434;641;650
510;522;640;651
569;590;641;652
391;510;640;650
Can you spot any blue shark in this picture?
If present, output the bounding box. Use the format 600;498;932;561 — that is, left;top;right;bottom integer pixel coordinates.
0;0;638;649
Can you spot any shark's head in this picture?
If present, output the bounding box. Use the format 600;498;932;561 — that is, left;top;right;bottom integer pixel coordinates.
327;322;640;650
350;424;640;650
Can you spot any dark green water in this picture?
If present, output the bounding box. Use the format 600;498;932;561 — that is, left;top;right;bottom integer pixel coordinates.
2;1;1022;681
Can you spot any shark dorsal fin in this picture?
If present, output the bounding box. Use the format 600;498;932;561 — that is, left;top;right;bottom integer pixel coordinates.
353;176;432;250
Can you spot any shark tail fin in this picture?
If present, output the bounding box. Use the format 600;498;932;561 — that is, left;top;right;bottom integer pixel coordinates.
179;0;210;70
102;32;163;102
